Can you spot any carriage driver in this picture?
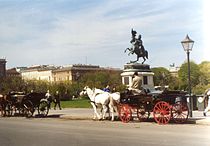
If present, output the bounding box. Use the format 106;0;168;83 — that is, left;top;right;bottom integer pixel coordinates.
128;72;144;95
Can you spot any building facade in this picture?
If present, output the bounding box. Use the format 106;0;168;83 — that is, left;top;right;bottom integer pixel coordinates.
6;68;21;77
21;65;56;82
168;66;180;77
21;64;121;82
0;59;6;78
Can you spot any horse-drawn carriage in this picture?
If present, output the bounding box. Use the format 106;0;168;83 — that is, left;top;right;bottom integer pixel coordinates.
24;92;52;117
0;92;52;117
0;91;29;117
81;86;189;124
118;89;189;124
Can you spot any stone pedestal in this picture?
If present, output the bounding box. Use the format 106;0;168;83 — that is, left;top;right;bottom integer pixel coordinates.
121;63;154;89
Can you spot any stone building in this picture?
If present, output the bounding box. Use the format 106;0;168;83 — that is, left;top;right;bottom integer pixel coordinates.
53;64;121;82
0;59;6;78
21;64;121;82
6;68;21;77
52;65;101;82
21;65;56;82
168;66;180;77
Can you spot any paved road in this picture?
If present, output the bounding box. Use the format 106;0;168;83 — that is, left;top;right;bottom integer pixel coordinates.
0;116;210;146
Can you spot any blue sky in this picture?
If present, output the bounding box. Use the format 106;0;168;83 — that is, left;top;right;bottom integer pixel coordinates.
0;0;209;69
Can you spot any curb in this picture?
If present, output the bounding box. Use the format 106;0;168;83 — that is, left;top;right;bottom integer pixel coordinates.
48;108;210;125
194;118;210;125
60;115;92;120
59;115;210;125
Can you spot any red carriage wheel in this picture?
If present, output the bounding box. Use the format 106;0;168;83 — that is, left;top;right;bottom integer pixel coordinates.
137;104;150;122
153;101;171;124
172;101;189;124
119;104;132;123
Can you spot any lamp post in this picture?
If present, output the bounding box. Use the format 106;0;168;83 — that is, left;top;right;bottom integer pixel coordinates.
181;34;194;117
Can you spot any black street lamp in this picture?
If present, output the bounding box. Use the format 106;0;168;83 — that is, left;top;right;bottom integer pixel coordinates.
181;34;194;117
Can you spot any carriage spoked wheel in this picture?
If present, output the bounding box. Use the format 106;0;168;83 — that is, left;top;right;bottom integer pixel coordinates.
119;104;132;123
137;104;150;122
38;100;49;117
153;101;171;124
22;100;34;118
172;101;189;124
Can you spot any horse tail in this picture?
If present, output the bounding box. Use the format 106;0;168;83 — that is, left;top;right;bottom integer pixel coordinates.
145;50;148;59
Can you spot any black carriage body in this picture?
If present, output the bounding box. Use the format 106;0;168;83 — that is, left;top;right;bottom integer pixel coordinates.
23;92;51;117
7;91;25;104
23;92;46;107
120;90;188;107
151;90;188;105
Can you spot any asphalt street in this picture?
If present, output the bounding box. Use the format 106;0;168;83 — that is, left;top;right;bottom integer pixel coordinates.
0;108;210;146
0;116;210;146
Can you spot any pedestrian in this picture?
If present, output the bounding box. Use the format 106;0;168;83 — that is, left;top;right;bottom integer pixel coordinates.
54;91;62;110
203;88;210;116
45;90;52;109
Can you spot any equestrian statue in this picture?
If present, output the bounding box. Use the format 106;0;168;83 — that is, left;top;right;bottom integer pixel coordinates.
124;29;148;64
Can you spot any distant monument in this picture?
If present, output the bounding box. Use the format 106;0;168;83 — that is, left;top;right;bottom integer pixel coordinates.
121;29;154;89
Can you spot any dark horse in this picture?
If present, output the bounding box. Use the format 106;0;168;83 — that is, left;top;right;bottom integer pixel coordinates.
124;29;148;64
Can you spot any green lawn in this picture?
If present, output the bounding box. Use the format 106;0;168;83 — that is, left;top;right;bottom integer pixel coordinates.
51;99;92;108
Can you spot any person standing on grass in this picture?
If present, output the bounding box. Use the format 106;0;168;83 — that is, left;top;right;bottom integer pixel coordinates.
54;91;62;110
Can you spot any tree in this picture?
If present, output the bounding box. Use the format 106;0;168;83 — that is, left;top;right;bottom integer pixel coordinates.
198;61;210;85
151;67;168;86
193;61;210;94
0;76;25;94
151;67;179;89
178;61;201;91
78;71;123;91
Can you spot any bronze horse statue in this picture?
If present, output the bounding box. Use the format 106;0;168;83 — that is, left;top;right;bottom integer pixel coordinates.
125;29;148;64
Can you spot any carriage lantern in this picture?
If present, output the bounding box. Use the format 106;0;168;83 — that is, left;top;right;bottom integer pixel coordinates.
181;34;194;117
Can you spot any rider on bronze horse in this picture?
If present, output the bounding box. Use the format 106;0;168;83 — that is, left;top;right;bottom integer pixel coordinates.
125;29;148;64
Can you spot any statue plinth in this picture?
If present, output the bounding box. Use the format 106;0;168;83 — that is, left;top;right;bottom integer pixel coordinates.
121;63;154;89
123;63;151;72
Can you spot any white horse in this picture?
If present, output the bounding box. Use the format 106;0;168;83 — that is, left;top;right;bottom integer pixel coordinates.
93;88;121;121
108;92;120;120
80;86;112;120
